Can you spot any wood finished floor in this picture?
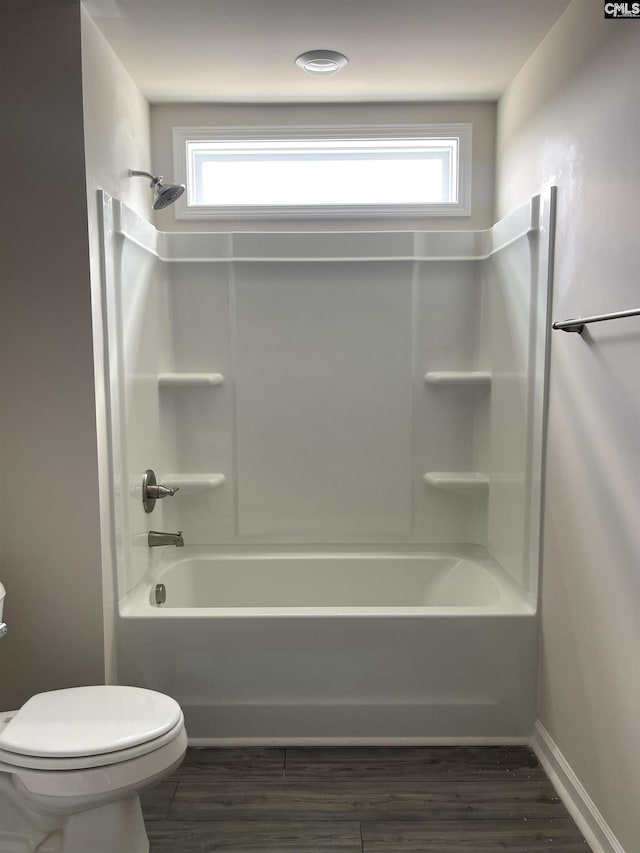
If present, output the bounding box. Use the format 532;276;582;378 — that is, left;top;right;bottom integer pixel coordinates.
141;746;591;852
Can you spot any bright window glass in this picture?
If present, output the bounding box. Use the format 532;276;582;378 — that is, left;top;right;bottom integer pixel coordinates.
173;125;471;218
189;138;457;207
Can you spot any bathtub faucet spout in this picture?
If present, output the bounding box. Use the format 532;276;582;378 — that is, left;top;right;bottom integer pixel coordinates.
148;530;184;548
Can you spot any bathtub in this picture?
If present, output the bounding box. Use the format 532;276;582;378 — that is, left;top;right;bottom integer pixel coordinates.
118;548;537;743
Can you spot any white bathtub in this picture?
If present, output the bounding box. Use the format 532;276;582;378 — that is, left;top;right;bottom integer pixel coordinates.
118;548;537;743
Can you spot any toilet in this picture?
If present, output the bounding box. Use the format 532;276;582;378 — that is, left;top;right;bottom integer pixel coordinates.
0;582;187;853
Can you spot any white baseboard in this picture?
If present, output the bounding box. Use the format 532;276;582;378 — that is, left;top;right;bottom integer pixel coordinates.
189;736;530;747
531;721;626;853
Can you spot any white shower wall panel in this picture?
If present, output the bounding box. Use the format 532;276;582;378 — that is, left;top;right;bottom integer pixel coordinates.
483;233;537;594
158;256;486;545
110;235;171;595
101;192;552;588
165;263;232;373
234;261;414;537
159;262;235;543
415;260;488;544
415;261;481;368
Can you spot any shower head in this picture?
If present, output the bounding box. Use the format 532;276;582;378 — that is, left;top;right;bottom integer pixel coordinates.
128;169;185;210
152;181;185;210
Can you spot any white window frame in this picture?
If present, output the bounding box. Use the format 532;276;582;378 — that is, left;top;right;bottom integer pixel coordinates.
172;124;472;220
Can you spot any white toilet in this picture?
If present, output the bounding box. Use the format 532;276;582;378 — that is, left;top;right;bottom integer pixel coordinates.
0;582;187;853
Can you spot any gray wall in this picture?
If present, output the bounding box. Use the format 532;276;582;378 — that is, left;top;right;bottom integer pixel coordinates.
0;1;104;708
497;2;640;850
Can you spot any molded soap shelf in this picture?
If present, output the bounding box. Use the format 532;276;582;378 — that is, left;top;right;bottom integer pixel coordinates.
424;371;492;387
158;373;224;388
162;474;226;495
423;472;489;495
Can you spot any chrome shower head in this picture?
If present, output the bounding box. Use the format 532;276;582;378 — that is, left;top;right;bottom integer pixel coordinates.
152;181;185;210
128;169;185;210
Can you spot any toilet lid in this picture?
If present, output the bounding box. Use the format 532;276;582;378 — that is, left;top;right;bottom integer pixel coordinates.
0;685;182;758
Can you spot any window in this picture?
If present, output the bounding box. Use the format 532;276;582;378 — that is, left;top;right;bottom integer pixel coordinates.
173;125;471;219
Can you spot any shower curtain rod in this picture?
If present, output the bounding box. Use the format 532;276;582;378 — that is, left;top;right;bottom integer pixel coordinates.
552;307;640;334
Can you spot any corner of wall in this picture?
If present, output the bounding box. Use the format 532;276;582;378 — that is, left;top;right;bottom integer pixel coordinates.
81;5;153;681
531;721;627;853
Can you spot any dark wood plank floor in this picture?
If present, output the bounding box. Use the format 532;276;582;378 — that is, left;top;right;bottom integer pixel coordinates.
142;747;591;852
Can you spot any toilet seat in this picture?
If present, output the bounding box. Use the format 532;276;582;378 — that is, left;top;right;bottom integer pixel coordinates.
0;715;184;771
0;685;183;770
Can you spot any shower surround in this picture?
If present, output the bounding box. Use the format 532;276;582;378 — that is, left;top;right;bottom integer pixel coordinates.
101;189;555;742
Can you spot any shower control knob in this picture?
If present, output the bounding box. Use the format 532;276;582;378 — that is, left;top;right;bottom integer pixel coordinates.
147;484;179;499
142;469;179;514
0;623;7;639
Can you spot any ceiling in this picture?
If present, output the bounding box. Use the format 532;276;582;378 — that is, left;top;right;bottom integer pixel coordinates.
84;0;569;104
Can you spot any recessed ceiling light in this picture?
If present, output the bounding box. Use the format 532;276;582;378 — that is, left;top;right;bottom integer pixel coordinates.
295;50;349;76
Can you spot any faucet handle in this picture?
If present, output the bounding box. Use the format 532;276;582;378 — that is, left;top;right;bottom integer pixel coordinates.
149;484;179;499
142;469;179;513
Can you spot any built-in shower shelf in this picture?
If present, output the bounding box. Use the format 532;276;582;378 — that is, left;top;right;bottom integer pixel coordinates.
424;371;492;387
158;372;224;388
423;472;489;495
162;474;226;494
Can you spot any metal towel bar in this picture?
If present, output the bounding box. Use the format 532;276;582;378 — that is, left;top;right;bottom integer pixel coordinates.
552;308;640;334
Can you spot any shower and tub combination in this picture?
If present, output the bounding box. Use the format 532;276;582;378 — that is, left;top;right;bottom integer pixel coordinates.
100;187;555;743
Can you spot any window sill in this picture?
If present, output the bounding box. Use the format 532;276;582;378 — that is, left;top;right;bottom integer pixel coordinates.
174;202;471;221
